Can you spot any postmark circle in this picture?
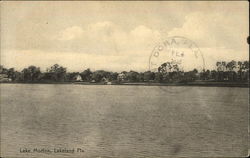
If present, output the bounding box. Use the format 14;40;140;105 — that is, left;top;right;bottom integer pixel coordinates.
149;36;205;93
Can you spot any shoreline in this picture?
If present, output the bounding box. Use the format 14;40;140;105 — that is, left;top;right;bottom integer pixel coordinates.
0;81;248;88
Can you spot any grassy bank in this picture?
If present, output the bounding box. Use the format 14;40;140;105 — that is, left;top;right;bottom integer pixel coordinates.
108;81;249;88
2;81;248;88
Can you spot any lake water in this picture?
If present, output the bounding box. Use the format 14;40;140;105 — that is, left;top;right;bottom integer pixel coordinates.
0;84;248;157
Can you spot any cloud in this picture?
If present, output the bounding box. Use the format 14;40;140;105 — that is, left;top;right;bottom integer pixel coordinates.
57;26;84;41
131;25;160;39
163;11;248;71
1;49;149;72
85;22;161;47
2;21;163;72
168;11;248;50
2;6;248;72
53;22;161;57
2;17;248;72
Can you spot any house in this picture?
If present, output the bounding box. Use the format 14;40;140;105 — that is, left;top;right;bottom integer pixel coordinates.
101;77;112;84
101;77;108;83
117;72;126;81
73;74;83;82
106;82;112;85
0;74;12;82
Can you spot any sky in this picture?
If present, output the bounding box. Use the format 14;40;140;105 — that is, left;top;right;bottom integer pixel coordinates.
1;1;249;72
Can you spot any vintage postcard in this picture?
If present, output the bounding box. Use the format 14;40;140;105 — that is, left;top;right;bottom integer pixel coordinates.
0;1;249;157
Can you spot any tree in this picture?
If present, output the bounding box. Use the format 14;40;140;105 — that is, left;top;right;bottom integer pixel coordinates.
158;62;172;73
158;61;182;82
205;70;211;80
127;71;139;82
13;71;23;81
138;73;144;82
216;61;227;71
7;68;15;80
211;70;217;81
66;72;80;81
80;68;92;81
242;61;249;81
237;61;243;80
22;66;41;81
154;72;163;82
216;61;225;81
190;69;198;81
143;71;155;82
92;70;110;82
226;60;236;71
109;72;118;81
226;60;237;81
243;61;249;71
0;65;8;74
193;68;198;74
47;64;67;81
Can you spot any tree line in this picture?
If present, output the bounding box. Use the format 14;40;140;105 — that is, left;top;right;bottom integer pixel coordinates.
0;60;249;83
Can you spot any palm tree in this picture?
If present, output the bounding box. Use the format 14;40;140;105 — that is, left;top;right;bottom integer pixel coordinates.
237;61;243;80
226;60;237;81
216;62;222;71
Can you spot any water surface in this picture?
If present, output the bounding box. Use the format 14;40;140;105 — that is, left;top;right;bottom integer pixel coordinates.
0;84;248;157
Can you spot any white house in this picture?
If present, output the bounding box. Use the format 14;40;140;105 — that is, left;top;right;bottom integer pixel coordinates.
0;74;12;82
118;72;126;81
73;74;83;82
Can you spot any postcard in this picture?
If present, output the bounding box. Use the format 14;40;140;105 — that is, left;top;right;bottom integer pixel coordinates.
0;1;249;157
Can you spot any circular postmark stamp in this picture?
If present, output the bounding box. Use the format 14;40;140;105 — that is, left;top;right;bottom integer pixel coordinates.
149;36;205;93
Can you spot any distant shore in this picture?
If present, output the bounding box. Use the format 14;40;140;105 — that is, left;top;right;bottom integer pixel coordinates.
1;81;248;88
75;81;249;88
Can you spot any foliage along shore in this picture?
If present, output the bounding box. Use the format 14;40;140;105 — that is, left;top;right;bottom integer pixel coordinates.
0;60;249;88
0;80;248;88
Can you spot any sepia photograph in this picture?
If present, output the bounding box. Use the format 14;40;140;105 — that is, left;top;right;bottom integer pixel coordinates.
0;1;249;157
